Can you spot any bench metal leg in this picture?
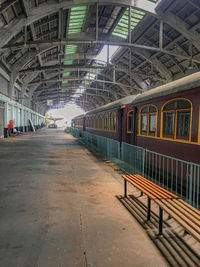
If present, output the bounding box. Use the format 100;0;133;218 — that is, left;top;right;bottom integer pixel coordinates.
159;207;163;235
147;197;151;220
124;179;127;198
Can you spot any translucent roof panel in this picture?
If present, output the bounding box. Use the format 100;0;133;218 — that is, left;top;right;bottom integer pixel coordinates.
62;72;71;85
68;6;87;34
63;6;87;83
112;9;146;39
65;45;78;56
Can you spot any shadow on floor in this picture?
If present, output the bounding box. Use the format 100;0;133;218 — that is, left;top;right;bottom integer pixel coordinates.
116;194;200;267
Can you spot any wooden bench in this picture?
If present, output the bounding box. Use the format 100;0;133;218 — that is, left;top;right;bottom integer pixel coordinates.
122;174;200;242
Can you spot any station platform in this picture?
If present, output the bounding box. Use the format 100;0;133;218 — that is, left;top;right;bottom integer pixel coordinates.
0;129;167;267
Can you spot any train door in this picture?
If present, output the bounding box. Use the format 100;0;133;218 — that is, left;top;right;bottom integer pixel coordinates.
118;108;124;143
130;107;138;145
0;101;4;138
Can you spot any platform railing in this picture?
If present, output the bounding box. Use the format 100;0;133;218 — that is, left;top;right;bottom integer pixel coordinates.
144;149;199;209
72;129;199;209
121;142;145;176
71;128;80;138
82;131;120;164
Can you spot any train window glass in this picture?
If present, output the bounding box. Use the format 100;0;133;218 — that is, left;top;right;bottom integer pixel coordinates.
140;105;157;136
95;117;98;129
141;114;148;134
177;100;190;109
104;114;108;130
162;99;191;140
99;116;102;129
108;113;111;131
163;101;175;111
163;112;175;137
110;113;113;131
113;112;116;131
149;106;156;113
149;114;156;135
177;111;190;138
142;107;148;113
127;111;134;132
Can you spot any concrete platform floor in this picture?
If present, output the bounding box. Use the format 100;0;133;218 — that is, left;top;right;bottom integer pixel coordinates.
0;129;167;267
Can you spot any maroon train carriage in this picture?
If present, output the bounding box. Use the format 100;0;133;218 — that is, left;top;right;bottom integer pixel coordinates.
72;73;200;202
84;95;137;142
73;72;200;165
71;114;85;137
131;72;200;165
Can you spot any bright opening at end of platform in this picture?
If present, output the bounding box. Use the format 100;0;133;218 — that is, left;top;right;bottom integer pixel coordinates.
46;104;84;127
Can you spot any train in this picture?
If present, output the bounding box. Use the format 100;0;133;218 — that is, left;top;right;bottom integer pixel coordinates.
72;72;200;165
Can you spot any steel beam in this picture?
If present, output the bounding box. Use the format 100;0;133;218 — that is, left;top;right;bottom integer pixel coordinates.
4;39;200;64
158;11;200;51
0;0;157;49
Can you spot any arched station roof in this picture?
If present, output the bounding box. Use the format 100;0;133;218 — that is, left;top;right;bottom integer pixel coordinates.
0;0;200;111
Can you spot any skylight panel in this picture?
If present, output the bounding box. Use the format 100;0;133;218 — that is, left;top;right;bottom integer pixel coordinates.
62;72;71;85
112;8;146;39
63;6;88;84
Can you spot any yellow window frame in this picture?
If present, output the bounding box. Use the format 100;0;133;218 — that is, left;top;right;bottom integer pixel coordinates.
139;104;158;137
161;98;192;142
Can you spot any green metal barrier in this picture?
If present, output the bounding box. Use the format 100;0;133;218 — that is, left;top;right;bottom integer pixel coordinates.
73;131;200;209
71;128;80;138
144;149;200;209
121;142;145;176
82;132;120;164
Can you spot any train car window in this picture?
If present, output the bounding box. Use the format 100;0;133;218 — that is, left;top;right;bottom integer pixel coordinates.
149;114;156;135
140;105;157;136
99;115;102;129
177;100;190;109
127;111;134;133
163;113;175;136
141;114;148;134
163;102;175;111
108;113;112;131
95;116;98;129
113;112;117;131
162;99;191;140
177;111;190;137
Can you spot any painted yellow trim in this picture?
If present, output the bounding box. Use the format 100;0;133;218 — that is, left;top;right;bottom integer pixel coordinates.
137;134;198;145
161;97;193;141
121;105;126;109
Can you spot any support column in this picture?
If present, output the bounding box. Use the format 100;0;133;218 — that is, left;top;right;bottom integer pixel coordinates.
8;72;16;99
4;102;8;137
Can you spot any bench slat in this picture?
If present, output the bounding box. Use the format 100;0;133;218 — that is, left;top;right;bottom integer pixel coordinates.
159;199;200;235
177;199;200;216
123;176;158;199
122;174;200;242
131;175;178;199
129;174;176;199
123;174;177;200
171;199;200;222
155;200;200;243
125;175;165;199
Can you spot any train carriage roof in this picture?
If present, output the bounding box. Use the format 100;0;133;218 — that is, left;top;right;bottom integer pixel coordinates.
86;95;138;115
132;72;200;104
84;72;200;116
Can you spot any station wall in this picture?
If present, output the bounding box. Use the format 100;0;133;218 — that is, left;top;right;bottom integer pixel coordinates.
0;92;45;138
